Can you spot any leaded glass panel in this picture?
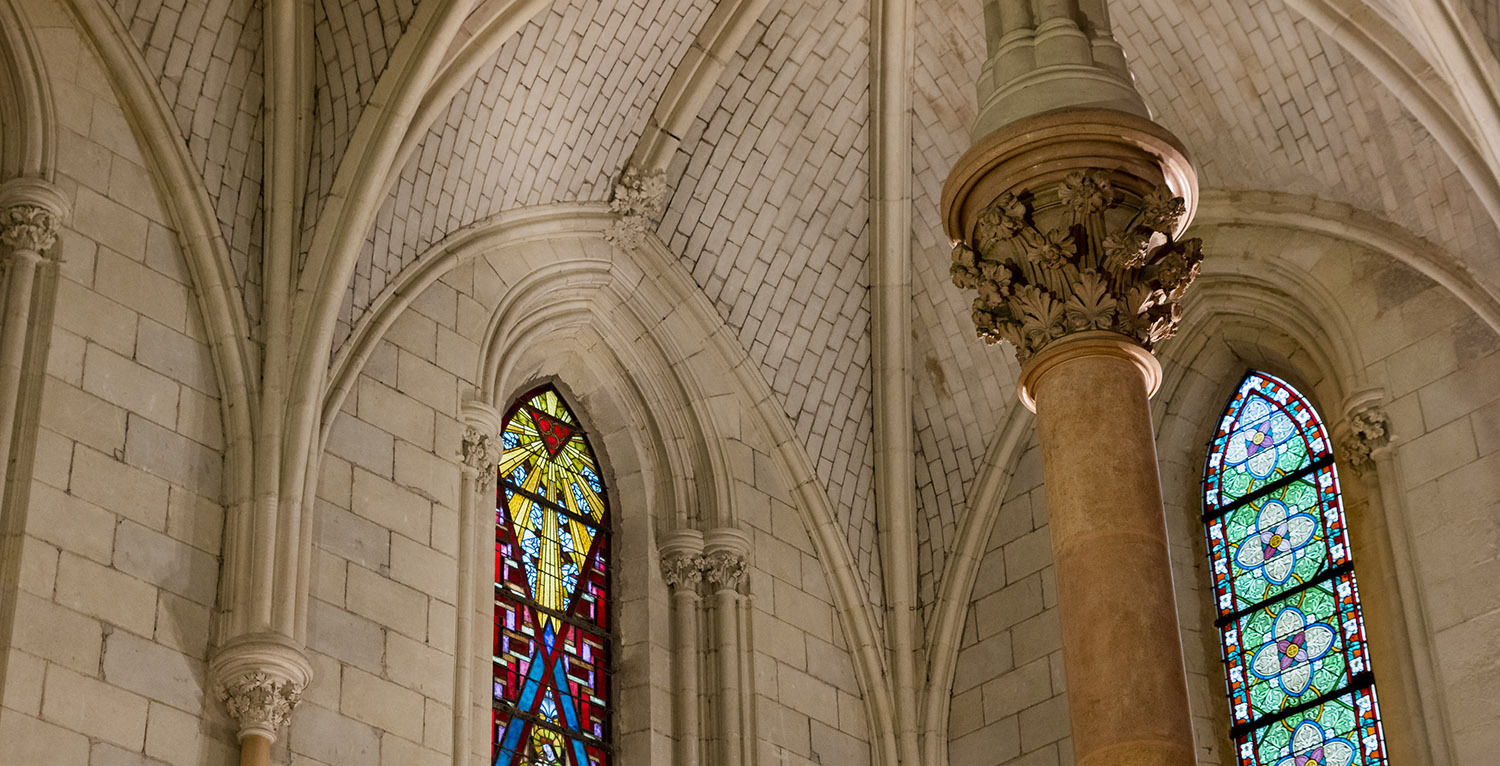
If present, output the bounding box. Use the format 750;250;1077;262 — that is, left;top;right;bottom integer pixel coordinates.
494;386;610;766
1203;372;1387;766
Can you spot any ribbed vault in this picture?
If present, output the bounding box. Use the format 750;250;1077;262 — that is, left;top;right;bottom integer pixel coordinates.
90;0;1500;644
658;0;879;602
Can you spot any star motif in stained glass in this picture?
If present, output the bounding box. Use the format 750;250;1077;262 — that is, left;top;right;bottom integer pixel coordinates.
528;407;575;457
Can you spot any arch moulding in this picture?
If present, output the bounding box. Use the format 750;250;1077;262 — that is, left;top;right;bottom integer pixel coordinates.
323;204;902;766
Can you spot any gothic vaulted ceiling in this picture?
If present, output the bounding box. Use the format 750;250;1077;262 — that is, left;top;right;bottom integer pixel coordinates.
104;0;1500;610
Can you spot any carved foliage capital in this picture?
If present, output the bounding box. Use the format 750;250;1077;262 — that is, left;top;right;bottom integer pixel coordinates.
603;166;669;251
1339;406;1391;475
215;671;305;741
0;204;62;253
702;550;748;591
461;426;502;482
660;551;706;590
951;170;1203;363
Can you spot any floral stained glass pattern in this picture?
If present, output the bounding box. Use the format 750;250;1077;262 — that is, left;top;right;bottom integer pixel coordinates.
494;387;610;766
1203;372;1386;766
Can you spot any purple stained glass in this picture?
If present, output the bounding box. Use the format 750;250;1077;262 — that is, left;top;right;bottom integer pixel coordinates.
1203;372;1386;766
494;386;610;766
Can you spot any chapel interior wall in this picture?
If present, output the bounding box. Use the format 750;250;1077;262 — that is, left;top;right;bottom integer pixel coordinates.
0;3;238;763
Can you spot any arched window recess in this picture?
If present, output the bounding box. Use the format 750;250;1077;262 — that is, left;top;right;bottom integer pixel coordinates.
1202;371;1387;766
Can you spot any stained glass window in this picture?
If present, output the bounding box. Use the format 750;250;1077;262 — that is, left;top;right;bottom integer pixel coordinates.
1202;372;1387;766
494;386;610;766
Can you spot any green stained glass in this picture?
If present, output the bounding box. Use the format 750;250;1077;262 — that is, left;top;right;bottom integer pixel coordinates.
1212;467;1347;614
1203;372;1386;766
1232;579;1347;721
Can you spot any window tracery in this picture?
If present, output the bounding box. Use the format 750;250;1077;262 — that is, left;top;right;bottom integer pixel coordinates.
1202;372;1387;766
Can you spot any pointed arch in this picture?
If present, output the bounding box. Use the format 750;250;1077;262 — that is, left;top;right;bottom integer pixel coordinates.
0;0;55;180
1202;371;1387;766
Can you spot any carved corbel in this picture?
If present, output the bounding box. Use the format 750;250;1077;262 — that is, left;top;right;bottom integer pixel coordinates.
1339;404;1392;476
602;166;669;251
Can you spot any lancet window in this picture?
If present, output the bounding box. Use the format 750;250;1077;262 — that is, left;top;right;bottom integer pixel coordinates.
1202;372;1387;766
493;386;611;766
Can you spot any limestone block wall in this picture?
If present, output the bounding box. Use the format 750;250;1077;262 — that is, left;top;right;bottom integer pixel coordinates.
949;225;1500;766
741;447;871;766
946;437;1072;766
0;5;237;764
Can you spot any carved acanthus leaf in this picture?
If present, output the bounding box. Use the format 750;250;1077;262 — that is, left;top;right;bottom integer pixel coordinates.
603;166;670;251
215;672;304;739
0;205;61;253
702;550;747;591
461;426;502;481
950;169;1204;363
660;552;706;589
1339;406;1391;474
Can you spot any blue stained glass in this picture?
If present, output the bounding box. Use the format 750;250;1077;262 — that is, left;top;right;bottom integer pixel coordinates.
494;386;610;766
1203;372;1386;766
571;483;593;519
581;467;602;493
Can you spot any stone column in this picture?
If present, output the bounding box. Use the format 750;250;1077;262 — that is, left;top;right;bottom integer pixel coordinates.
210;634;313;766
0;179;67;498
0;178;67;699
455;407;502;766
943;5;1204;759
659;530;705;766
1020;331;1192;765
1339;404;1452;765
702;529;749;766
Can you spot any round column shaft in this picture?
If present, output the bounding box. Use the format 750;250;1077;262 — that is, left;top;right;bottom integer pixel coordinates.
238;733;271;766
1021;333;1193;766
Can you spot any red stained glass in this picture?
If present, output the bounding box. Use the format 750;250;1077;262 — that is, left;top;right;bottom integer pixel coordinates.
1203;372;1386;766
493;386;610;766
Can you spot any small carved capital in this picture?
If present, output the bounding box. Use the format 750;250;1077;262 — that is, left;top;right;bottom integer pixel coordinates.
702;550;747;592
0;179;69;255
603;166;669;251
209;632;313;743
950;170;1203;364
0;204;62;254
461;426;502;482
660;551;706;590
1339;406;1391;475
215;671;305;741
